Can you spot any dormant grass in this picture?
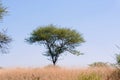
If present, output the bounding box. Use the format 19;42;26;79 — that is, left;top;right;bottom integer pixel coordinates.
0;66;117;80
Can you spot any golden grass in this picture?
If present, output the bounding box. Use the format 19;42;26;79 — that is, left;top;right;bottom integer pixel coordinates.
0;66;117;80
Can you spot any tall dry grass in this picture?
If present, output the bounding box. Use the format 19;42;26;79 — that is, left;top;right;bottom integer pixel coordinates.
0;66;118;80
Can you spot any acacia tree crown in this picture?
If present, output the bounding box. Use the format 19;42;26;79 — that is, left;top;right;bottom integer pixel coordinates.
26;24;85;65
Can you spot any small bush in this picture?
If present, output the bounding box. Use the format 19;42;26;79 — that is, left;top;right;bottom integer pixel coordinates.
89;62;109;67
78;72;102;80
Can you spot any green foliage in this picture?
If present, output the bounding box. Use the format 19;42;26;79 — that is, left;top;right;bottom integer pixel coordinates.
0;1;11;53
78;73;102;80
26;24;85;65
89;62;109;67
115;54;120;66
0;30;12;53
0;1;7;20
113;45;120;69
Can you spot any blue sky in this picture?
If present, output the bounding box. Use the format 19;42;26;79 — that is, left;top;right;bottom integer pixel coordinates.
0;0;120;67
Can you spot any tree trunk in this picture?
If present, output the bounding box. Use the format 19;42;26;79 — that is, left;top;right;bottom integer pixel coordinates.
52;55;58;66
53;60;56;66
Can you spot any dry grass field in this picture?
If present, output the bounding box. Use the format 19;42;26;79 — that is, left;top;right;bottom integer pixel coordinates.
0;66;119;80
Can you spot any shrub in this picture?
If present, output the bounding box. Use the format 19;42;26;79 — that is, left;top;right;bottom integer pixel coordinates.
78;72;102;80
89;62;109;67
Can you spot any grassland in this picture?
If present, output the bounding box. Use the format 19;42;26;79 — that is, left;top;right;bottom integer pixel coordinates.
0;66;119;80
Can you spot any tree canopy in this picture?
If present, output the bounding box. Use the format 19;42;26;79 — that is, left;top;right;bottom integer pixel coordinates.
116;54;120;66
26;24;85;65
0;1;7;20
0;30;12;53
0;1;12;53
115;45;120;67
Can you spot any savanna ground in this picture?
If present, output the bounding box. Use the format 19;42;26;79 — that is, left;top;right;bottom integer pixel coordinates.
0;65;120;80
